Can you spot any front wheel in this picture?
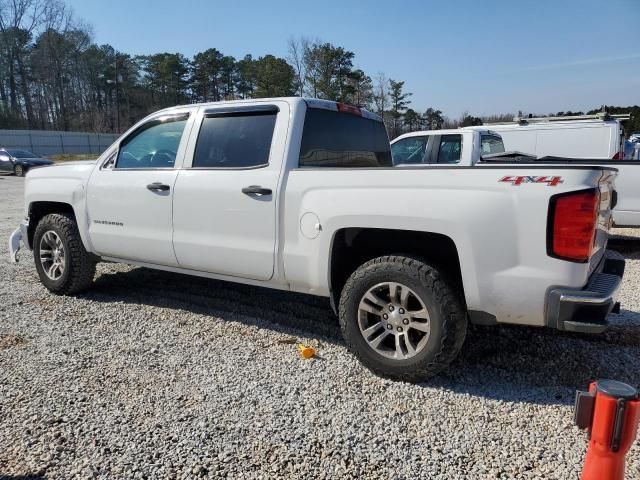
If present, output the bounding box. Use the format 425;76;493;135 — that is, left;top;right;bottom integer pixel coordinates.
339;255;467;382
14;164;24;177
33;213;96;295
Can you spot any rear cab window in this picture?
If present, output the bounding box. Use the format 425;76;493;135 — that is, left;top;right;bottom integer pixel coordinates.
481;134;505;155
299;105;391;168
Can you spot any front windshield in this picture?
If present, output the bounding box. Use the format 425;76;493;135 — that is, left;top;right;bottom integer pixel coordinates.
7;149;40;158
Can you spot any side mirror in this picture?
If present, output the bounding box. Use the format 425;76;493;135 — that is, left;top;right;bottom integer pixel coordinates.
101;151;117;170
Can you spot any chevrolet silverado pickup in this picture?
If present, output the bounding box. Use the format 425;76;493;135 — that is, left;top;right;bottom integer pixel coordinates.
392;127;640;227
9;98;624;381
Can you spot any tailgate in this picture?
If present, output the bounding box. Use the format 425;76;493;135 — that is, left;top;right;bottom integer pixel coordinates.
589;168;617;275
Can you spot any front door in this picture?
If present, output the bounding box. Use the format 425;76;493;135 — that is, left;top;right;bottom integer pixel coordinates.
86;110;193;266
172;103;287;281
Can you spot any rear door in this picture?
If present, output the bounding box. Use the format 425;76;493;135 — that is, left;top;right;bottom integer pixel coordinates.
171;102;289;280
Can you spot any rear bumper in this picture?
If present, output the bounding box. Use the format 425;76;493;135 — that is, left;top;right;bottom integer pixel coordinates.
546;250;625;334
612;209;640;228
8;219;29;263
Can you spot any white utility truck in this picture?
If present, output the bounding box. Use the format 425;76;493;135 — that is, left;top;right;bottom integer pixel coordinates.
9;98;624;381
392;124;640;227
390;127;507;166
486;114;629;160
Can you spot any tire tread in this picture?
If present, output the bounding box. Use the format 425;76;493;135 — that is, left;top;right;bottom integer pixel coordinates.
34;213;96;295
338;255;467;382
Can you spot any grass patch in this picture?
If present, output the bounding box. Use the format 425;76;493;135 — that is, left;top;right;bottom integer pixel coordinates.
47;153;97;162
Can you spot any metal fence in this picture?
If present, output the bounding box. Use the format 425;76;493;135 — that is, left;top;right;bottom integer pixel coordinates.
0;129;119;156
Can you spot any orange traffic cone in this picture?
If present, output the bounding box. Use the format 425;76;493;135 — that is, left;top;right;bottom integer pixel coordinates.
575;380;639;480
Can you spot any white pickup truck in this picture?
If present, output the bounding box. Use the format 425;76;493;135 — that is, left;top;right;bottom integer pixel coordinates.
392;128;640;227
9;98;624;381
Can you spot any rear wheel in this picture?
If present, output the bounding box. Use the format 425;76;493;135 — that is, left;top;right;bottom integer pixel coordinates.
33;213;96;295
339;255;467;382
14;164;24;177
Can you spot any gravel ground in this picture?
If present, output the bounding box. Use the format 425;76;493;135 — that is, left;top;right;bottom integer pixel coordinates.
1;174;639;479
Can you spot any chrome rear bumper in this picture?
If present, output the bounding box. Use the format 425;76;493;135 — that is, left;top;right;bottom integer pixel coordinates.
8;219;29;263
546;250;625;333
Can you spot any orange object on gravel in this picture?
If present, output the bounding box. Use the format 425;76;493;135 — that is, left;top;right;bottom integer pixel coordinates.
298;344;316;359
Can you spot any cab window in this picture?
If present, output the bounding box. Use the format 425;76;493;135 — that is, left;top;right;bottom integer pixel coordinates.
391;137;429;165
436;135;462;164
481;134;505;155
298;108;391;168
116;116;188;169
193;111;276;168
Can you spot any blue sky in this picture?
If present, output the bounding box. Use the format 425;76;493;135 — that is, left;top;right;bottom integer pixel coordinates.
66;0;640;118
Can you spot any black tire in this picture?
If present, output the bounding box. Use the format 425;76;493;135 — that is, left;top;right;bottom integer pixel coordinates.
339;255;467;382
33;213;96;295
14;164;25;177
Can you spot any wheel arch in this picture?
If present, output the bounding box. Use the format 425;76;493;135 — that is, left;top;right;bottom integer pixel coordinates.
27;201;77;249
328;227;464;314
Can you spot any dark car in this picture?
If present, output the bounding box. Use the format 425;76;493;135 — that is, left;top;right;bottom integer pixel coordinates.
0;148;54;177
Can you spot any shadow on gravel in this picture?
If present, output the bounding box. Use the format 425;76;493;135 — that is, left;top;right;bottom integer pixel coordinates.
436;313;640;405
608;237;640;255
84;262;639;406
89;266;341;340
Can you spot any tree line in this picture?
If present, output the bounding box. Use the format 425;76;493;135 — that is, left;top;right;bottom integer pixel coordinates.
0;0;414;137
1;1;638;139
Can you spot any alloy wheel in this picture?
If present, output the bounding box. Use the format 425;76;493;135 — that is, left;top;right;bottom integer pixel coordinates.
39;230;66;280
357;282;431;360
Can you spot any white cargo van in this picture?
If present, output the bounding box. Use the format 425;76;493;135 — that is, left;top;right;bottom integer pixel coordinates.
486;114;628;160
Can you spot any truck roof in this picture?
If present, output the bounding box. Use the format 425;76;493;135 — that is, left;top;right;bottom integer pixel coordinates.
153;97;383;122
393;126;498;142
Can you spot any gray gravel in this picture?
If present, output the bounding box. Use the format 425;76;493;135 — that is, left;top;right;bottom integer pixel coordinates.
1;174;639;479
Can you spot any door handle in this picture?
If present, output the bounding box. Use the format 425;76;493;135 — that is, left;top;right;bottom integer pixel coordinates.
147;182;170;192
241;185;272;196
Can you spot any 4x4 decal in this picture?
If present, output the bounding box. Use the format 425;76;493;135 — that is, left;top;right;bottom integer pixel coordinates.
499;175;564;186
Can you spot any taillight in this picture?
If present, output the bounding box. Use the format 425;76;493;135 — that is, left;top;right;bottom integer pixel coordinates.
336;103;362;116
612;151;623;160
548;189;600;262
